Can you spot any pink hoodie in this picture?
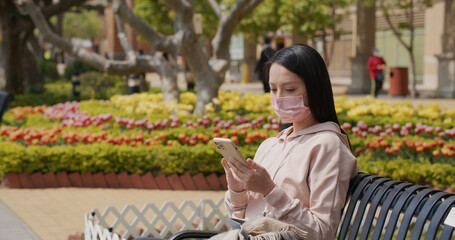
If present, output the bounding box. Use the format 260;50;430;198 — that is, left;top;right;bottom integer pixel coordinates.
225;121;358;240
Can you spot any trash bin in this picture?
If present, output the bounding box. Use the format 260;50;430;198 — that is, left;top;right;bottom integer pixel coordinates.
389;67;408;96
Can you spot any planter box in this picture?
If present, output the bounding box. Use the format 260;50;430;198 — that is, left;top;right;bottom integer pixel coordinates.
68;172;84;187
142;173;158;189
3;171;229;191
81;172;95;188
155;174;172;190
117;172;133;189
105;172;120;188
43;172;59;188
192;173;210;191
30;172;46;188
179;173;197;190
167;174;184;190
19;173;35;188
92;172;108;188
129;173;145;189
56;172;72;187
206;173;221;190
5;173;21;188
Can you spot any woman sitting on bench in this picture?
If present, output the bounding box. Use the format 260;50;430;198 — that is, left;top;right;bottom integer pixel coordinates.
221;44;358;240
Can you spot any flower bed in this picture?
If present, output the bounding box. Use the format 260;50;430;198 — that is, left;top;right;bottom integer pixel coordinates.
1;93;454;190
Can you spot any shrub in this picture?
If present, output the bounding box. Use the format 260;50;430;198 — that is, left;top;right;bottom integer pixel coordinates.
357;156;455;189
38;59;59;80
0;141;259;177
8;81;86;108
64;60;99;81
79;72;127;99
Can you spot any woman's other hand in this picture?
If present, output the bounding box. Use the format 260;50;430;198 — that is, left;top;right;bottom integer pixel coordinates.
228;157;275;196
221;158;245;192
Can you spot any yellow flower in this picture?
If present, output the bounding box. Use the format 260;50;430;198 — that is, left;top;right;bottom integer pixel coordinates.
205;103;215;113
212;98;221;105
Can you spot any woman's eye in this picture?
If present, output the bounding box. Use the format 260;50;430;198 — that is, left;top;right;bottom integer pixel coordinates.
285;89;296;92
270;89;277;92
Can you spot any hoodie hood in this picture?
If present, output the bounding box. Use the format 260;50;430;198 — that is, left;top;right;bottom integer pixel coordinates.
277;121;351;150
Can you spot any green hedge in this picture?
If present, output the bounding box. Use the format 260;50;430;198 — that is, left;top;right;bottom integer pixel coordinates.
338;115;454;129
358;156;455;189
1;139;454;189
0;141;258;178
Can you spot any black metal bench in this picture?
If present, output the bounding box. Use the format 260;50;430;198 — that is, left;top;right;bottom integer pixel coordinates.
168;173;455;240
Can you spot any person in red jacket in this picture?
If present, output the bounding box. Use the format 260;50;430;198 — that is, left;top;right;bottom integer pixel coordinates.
367;47;386;97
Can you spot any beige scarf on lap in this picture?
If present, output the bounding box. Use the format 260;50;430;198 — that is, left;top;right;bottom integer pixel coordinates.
210;217;307;240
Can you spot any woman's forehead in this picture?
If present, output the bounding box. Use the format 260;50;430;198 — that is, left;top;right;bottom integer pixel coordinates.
269;64;303;84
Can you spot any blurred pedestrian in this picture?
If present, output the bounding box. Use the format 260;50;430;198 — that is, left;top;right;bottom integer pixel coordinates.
367;47;386;97
255;36;273;93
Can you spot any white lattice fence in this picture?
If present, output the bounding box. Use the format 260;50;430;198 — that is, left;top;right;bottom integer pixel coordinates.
85;198;228;240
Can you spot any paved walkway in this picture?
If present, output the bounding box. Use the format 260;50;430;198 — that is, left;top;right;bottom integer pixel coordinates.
1;80;455;240
0;188;225;240
0;200;41;240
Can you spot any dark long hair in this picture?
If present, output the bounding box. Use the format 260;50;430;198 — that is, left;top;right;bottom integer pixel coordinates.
265;44;351;148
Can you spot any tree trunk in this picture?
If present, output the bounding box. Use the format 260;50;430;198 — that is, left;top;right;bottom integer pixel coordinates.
0;2;10;91
176;2;223;115
22;36;44;93
157;57;179;103
321;30;329;67
409;0;416;98
408;49;417;97
1;1;43;94
182;38;221;115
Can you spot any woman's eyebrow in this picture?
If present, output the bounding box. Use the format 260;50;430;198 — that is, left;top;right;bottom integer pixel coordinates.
279;81;299;86
269;80;299;86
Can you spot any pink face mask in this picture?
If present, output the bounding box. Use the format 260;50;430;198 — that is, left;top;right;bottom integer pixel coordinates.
271;94;311;123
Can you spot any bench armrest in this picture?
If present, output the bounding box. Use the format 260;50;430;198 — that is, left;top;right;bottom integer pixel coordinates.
168;230;221;240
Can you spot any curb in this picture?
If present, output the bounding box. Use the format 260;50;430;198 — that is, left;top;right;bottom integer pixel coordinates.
4;172;227;190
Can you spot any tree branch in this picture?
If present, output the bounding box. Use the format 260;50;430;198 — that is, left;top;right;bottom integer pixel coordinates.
212;0;254;60
111;0;178;54
114;14;136;61
226;0;251;22
15;0;88;34
239;0;264;19
42;0;87;18
380;0;411;52
206;0;222;18
15;0;162;75
164;0;183;13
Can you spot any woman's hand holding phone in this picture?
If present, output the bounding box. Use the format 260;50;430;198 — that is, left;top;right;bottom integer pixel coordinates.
214;137;275;196
221;157;245;192
225;157;275;196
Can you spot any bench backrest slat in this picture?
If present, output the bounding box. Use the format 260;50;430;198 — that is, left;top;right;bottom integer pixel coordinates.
348;178;391;240
382;185;425;240
425;196;455;240
338;173;455;240
337;174;375;240
440;224;455;240
365;182;412;240
396;188;437;239
410;192;450;240
358;180;398;240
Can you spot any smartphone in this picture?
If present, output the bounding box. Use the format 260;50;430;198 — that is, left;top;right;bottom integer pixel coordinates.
212;138;249;167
